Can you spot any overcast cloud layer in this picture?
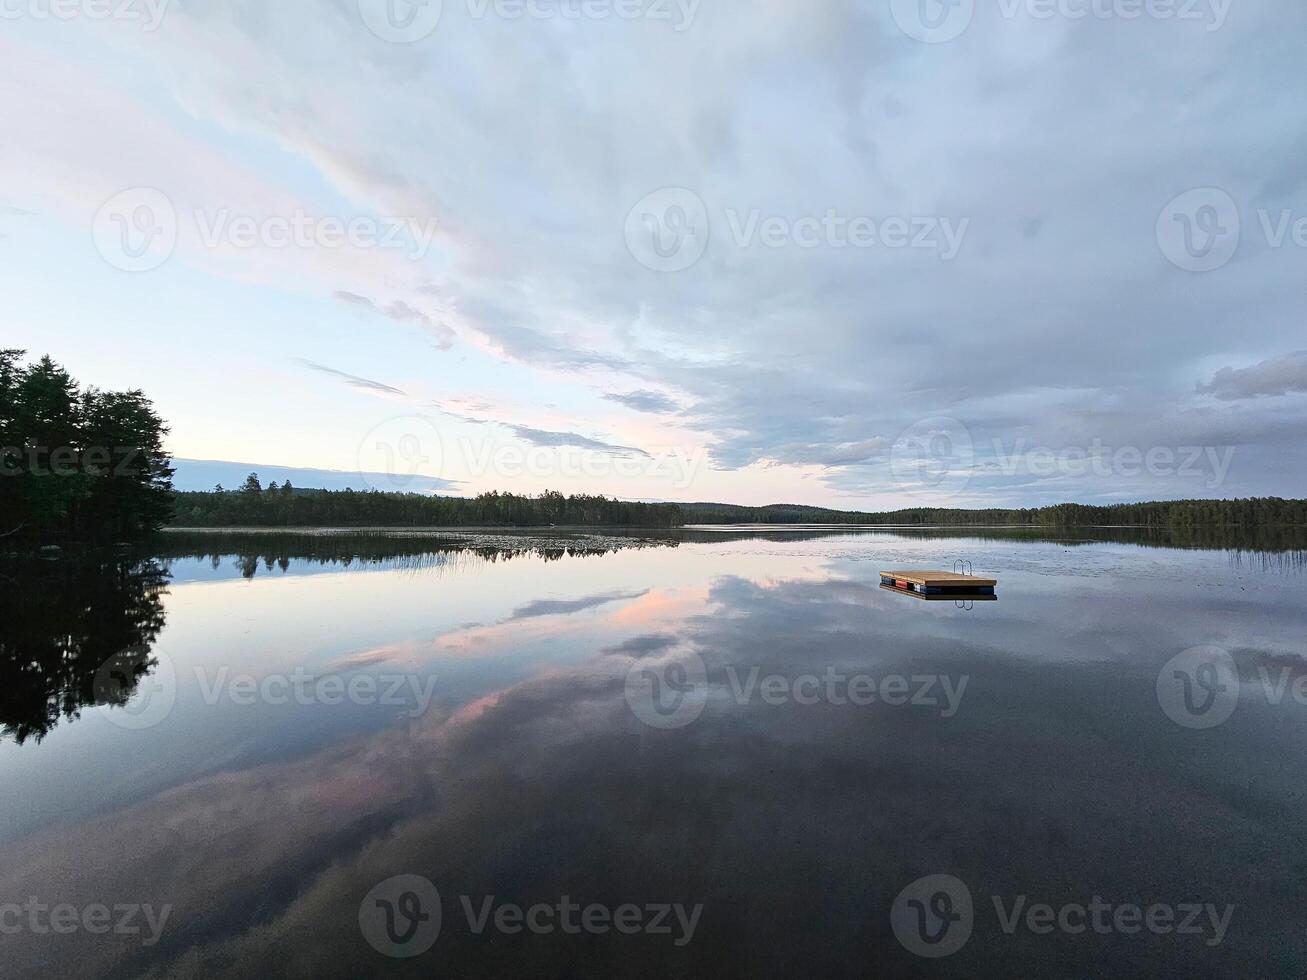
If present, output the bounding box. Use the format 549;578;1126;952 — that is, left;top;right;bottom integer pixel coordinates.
3;0;1304;507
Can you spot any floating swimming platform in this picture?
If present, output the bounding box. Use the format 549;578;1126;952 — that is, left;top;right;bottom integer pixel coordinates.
880;570;998;599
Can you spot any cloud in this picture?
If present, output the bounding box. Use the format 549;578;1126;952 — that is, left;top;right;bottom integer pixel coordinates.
333;291;455;351
0;204;33;240
12;3;1307;503
509;589;648;621
506;424;652;458
1198;351;1307;401
294;358;406;397
333;290;373;309
601;633;679;658
763;438;890;468
603;389;681;414
436;403;654;459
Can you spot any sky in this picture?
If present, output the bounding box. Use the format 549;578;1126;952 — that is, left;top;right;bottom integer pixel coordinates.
2;0;1304;508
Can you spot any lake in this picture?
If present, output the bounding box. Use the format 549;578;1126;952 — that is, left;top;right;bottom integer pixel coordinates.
2;526;1306;977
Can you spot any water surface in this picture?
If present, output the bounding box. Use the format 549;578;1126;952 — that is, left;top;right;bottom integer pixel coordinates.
2;527;1305;977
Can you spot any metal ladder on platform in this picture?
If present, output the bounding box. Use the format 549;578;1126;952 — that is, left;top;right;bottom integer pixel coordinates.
953;559;975;610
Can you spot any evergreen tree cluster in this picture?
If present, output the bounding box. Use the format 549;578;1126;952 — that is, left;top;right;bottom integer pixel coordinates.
0;352;174;542
1028;498;1307;527
173;481;685;528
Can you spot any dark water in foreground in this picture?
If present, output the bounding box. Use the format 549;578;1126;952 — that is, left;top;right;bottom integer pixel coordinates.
2;527;1306;978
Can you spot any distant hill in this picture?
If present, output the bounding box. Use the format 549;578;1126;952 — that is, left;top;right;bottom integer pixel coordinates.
680;499;1307;527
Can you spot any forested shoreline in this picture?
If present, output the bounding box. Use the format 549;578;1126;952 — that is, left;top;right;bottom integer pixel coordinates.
170;476;1307;531
171;477;685;528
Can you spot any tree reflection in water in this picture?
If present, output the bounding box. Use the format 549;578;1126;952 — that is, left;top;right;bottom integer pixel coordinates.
0;557;169;745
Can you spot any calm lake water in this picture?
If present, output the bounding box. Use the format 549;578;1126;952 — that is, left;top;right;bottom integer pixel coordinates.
3;526;1306;978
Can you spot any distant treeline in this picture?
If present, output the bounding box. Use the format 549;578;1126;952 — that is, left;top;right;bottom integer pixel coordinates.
172;476;685;528
679;498;1307;527
1;352;174;543
171;481;1307;531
